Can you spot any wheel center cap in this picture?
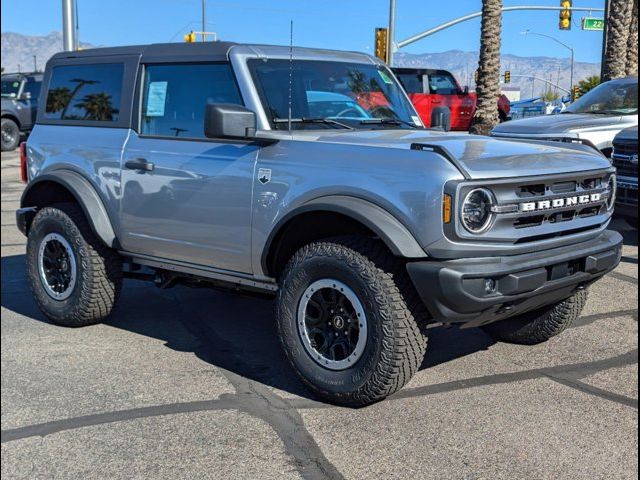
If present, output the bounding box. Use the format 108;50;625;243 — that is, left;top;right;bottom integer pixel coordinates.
333;315;345;330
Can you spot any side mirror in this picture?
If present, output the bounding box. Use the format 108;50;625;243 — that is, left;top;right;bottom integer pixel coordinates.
204;103;257;139
463;86;470;95
20;91;31;101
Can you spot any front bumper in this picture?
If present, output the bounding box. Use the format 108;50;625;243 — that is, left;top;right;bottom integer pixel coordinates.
407;230;623;328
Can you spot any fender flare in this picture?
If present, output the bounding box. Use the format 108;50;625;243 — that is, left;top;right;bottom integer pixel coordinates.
21;170;118;248
262;195;428;272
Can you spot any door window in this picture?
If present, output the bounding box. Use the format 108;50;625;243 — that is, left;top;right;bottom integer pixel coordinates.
140;63;242;138
426;74;460;95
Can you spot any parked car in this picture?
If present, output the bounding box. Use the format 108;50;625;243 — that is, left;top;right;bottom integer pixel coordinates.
17;42;621;406
1;72;43;151
492;76;638;157
393;68;510;131
612;125;638;227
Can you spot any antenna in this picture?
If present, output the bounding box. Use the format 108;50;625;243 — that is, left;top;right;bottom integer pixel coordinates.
288;20;293;132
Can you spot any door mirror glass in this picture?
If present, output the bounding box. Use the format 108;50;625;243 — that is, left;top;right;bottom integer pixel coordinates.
20;91;31;100
204;103;257;139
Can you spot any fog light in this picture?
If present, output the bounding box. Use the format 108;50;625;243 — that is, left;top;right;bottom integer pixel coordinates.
484;278;497;295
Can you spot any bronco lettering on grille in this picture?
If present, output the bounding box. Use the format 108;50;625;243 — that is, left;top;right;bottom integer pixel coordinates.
520;193;602;212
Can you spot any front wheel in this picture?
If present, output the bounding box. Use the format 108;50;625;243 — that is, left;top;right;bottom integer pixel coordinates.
26;203;122;327
276;237;427;407
481;290;588;345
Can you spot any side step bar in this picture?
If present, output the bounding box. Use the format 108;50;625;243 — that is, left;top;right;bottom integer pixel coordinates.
120;251;279;293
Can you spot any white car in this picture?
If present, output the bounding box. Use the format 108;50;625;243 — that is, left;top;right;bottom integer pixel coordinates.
492;76;638;156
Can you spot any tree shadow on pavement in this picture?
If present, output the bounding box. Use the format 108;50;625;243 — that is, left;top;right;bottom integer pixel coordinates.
1;253;497;403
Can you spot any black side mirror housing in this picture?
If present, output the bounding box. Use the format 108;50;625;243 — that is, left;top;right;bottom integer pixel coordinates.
463;86;470;95
204;103;257;139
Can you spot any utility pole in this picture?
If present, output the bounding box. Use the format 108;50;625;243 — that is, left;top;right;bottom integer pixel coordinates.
600;0;610;79
202;0;207;42
62;0;77;52
387;0;397;66
33;55;37;72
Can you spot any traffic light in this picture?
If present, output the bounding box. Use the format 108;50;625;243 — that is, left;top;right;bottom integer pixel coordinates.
184;31;196;43
504;70;511;83
374;28;388;63
559;0;572;30
573;85;582;100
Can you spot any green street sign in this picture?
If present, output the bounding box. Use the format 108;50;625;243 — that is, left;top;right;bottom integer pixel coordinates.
582;17;605;31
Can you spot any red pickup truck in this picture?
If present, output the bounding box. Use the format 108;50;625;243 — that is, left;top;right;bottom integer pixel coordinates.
393;68;510;131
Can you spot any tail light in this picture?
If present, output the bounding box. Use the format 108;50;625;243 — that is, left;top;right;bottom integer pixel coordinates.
19;142;28;183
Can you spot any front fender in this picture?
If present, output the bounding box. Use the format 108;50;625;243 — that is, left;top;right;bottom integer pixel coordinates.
20;170;118;248
261;195;428;273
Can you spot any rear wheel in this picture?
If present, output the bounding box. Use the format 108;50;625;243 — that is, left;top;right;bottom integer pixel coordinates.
276;237;427;407
1;118;20;151
481;290;588;345
26;203;122;327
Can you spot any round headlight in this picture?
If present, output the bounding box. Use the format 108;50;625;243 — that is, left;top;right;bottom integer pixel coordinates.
606;175;617;211
461;188;495;233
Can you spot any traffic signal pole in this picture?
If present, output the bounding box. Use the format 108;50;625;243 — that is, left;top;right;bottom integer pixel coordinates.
397;6;604;49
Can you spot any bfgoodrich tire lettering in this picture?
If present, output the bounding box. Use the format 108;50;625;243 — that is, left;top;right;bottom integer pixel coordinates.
26;203;122;327
481;290;589;345
276;237;427;407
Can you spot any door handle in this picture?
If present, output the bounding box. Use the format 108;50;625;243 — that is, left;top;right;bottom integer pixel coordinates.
125;158;154;172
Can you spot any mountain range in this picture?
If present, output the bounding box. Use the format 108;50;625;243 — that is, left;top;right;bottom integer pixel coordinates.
2;31;600;98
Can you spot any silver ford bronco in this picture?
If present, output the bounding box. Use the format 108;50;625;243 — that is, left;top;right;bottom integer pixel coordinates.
16;42;622;406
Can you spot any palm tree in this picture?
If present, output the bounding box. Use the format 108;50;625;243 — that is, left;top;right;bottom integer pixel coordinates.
470;0;502;135
75;92;118;121
603;0;633;81
626;0;638;76
577;76;601;94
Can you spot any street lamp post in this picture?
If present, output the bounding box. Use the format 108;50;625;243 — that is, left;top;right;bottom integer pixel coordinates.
522;30;575;94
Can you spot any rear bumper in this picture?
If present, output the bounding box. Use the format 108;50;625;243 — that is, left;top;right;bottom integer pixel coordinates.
407;230;623;328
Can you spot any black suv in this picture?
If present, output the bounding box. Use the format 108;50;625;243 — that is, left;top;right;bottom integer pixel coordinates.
612;126;639;227
1;72;43;151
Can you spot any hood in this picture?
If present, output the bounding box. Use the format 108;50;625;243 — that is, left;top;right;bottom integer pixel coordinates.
491;113;629;135
285;129;612;180
614;125;638;145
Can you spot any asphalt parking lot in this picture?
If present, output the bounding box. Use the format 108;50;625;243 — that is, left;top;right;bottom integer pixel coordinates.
1;149;638;480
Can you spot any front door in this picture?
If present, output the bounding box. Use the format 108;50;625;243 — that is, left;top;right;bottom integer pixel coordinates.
120;62;258;274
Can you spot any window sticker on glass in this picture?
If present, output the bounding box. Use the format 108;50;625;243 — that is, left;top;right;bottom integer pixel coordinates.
411;115;423;126
377;69;394;85
146;81;168;117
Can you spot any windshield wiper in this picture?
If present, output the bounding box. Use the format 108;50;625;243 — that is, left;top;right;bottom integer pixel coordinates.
359;118;420;129
273;117;354;130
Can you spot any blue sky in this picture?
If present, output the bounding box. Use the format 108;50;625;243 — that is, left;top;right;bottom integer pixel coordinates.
1;0;606;63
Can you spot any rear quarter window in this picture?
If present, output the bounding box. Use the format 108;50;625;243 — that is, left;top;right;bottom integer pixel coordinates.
44;63;124;122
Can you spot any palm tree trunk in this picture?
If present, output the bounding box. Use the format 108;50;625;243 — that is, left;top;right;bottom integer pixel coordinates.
603;0;633;81
626;0;638;76
470;0;502;136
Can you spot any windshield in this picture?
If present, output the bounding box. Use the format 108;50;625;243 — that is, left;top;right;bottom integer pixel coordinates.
248;59;421;130
1;78;22;98
565;80;637;115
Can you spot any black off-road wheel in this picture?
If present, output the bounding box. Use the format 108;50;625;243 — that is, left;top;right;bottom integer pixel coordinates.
1;118;20;152
276;237;427;407
481;290;589;345
26;202;122;327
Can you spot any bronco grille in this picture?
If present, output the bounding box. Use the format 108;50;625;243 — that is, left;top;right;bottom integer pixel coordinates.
451;170;615;245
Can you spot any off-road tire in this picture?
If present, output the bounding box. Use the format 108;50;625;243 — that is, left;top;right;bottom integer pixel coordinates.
26;202;122;327
276;236;427;407
481;290;588;345
1;118;20;152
